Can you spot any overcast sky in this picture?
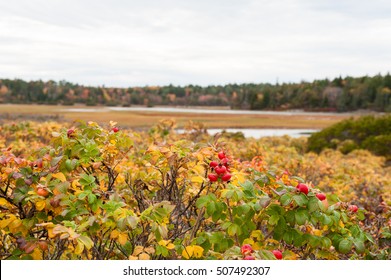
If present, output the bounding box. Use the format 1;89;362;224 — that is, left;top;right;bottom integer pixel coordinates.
0;0;390;87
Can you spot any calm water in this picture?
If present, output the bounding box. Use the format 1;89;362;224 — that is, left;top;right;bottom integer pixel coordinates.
177;128;319;138
60;106;322;138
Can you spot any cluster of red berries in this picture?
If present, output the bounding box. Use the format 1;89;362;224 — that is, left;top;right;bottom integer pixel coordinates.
296;183;327;201
208;151;232;182
240;244;283;260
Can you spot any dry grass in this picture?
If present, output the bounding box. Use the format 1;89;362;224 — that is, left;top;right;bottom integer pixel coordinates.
0;104;371;129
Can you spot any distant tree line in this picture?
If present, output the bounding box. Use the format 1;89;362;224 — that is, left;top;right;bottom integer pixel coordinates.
1;74;391;111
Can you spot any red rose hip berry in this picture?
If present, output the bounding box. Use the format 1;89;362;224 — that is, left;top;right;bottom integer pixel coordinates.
349;205;358;213
215;165;227;175
208;173;218;182
297;183;309;195
272;250;283;260
221;173;232;182
218;151;226;160
67;129;75;138
241;244;253;255
316;193;326;201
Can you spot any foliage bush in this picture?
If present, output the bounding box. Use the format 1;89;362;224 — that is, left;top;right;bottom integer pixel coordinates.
0;120;390;260
307;114;391;160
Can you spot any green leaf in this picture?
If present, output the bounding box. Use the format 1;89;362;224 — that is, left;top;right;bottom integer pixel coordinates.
308;235;321;248
295;209;309;225
78;192;88;200
321;214;333;226
283;230;295;244
321;237;332;249
88;193;96;204
280;193;292;206
338;239;353;254
206;202;216;216
365;232;375;243
241;181;255;198
286;210;295;225
353;239;365;254
51;156;63;167
267;204;284;215
327;194;340;205
196;196;210;209
308;197;320;212
293;194;308;207
210;232;224;244
268;214;280;225
212;204;222;222
80;174;96;186
227;224;240;236
357;210;365;221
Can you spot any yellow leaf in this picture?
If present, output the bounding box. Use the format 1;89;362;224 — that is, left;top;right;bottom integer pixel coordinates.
133;246;144;256
0;216;15;229
192;245;204;258
242;238;254;246
231;171;246;184
128;255;138;260
8;219;23;234
48;228;56;238
138;253;150;260
313;229;322;236
31;248;43;260
115;174;125;184
0;198;9;205
182;245;194;259
100;180;107;191
158;240;169;246
193;164;205;175
191;176;204;184
8;218;22;230
110;229;119;239
118;232;128;245
35;200;46;211
75;240;84;255
72;179;80;189
52;172;67;182
158;240;175;250
282;250;297;260
252;242;261;250
250;230;263;240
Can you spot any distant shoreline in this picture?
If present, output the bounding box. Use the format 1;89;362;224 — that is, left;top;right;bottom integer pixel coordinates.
1;102;382;115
